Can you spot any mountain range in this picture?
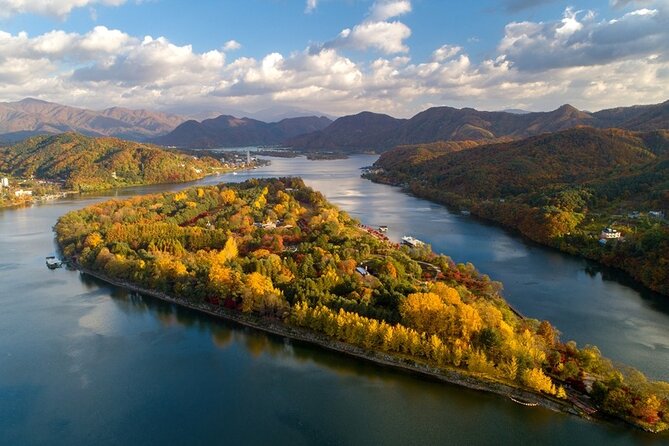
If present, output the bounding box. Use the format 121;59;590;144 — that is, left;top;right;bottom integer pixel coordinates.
153;115;333;148
0;98;186;142
286;100;669;152
2;98;668;152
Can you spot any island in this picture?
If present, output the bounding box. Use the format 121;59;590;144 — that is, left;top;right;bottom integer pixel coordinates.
0;132;245;209
55;177;669;432
364;127;669;296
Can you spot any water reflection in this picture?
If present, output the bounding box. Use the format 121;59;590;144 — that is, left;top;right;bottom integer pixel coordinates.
2;155;669;444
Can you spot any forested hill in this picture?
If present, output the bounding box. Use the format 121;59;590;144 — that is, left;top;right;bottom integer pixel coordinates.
375;127;669;198
0;133;224;191
368;127;669;295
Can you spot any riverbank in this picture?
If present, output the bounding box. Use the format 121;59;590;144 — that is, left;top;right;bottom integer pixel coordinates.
0;169;237;211
365;174;668;298
70;262;619;428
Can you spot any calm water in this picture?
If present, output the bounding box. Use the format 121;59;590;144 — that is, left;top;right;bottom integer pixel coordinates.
1;155;668;445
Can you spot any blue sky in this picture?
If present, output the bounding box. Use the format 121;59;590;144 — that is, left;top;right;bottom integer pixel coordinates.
0;0;667;117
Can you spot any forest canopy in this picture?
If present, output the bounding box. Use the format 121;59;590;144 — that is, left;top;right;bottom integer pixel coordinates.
55;177;669;432
0;132;225;191
368;127;669;295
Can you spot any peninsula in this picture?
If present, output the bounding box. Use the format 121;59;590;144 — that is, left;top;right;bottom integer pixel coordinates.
55;178;669;432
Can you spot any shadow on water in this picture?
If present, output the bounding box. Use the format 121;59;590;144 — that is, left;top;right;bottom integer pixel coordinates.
584;264;669;314
4;154;668;444
75;272;667;445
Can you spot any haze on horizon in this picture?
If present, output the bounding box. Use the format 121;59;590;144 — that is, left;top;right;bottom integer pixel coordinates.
0;0;667;118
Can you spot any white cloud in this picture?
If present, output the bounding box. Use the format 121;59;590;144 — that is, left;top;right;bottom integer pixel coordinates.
369;0;411;21
499;4;669;71
223;40;241;51
321;0;413;54
0;3;668;117
0;0;126;18
305;0;317;14
337;20;411;53
432;45;462;62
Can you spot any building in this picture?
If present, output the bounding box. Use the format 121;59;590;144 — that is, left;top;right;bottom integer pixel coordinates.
649;211;665;219
401;236;425;247
355;266;369;276
14;189;33;198
1;177;8;188
254;221;277;230
600;227;621;239
627;211;640;219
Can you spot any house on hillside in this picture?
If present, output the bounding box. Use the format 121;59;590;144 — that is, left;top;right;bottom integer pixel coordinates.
600;227;621;240
649;211;665;219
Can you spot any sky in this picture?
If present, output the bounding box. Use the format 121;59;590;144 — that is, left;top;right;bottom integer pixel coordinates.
0;0;668;118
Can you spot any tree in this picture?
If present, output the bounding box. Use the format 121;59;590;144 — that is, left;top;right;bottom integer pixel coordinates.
84;232;104;249
522;368;556;395
219;237;238;261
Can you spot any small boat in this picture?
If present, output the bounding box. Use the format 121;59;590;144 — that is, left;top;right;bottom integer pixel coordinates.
401;236;425;248
378;225;388;232
46;256;62;269
460;209;471;216
232;171;238;175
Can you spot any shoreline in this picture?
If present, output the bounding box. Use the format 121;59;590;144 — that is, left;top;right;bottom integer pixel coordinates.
70;262;618;428
366;175;668;298
0;170;235;211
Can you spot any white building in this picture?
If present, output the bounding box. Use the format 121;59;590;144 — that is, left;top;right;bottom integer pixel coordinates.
14;189;33;198
600;227;621;239
1;177;8;188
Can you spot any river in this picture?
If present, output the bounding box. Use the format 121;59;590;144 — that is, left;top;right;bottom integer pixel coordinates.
1;155;667;445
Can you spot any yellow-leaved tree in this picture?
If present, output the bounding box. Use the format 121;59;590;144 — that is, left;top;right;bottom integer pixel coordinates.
241;272;287;316
218;237;238;262
522;367;557;395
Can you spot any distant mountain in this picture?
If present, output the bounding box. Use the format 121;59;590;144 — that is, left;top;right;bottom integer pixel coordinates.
284;101;669;153
163;104;336;123
362;104;597;148
245;105;337;123
0;98;185;141
285;111;406;152
501;108;532;114
154;115;332;148
594;100;669;131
